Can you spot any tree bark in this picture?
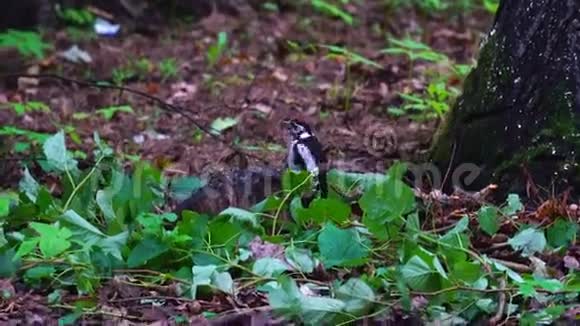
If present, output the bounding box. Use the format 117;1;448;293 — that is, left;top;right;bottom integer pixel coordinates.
431;0;580;197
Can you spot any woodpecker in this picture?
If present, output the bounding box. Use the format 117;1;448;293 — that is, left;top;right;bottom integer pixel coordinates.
283;119;327;198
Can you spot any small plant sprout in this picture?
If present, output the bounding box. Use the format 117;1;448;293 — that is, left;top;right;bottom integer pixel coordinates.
0;29;52;59
207;32;228;67
381;37;448;78
389;81;456;120
311;0;354;25
158;58;179;81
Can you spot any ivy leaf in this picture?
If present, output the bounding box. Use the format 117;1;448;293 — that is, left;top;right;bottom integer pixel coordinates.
170;176;204;202
19;167;39;202
490;259;524;283
318;223;369;267
60;210;105;238
192;265;216;299
336;278;375;315
508;228;546;257
359;163;415;225
478;206;499;236
15;239;39;259
502;194;523;215
127;237;168;268
0;228;6;248
42;130;77;172
25;265;55;281
401;256;441;291
309;197;351;224
447;216;469;235
326;169;388;193
191;265;234;299
212;271;234;294
96;189;115;221
252;258;289;277
268;276;303;316
96;105;133;120
210;117;237;135
219;207;258;228
547;219;578;248
285;247;315;274
451;261;482;284
0;195;10;217
30;223;72;258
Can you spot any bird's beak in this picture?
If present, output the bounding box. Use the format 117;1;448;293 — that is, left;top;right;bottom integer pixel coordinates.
280;119;291;126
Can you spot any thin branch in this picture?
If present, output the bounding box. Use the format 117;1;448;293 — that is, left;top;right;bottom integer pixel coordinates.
489;278;507;325
1;73;271;165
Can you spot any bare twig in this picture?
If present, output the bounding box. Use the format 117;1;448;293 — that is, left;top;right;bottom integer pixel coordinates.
1;73;271;165
489;278;507;325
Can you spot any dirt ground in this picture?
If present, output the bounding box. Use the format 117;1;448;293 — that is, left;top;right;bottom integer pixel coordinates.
0;3;491;187
0;2;494;324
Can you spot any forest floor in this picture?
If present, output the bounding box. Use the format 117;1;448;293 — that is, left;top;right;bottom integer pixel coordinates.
1;2;489;187
9;2;576;326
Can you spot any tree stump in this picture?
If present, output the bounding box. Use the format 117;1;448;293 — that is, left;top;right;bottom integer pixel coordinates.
431;0;580;197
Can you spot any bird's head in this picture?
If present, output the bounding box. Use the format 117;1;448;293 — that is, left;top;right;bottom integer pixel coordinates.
282;119;314;140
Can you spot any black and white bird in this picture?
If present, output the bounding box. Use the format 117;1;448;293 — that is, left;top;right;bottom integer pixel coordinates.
283;119;327;198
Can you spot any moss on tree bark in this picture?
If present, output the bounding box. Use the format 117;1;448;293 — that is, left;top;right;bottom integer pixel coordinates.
431;0;580;196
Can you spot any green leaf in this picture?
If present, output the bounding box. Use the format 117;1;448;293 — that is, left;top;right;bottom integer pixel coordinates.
0;196;10;217
503;193;523;215
336;278;375;315
192;265;216;298
359;163;415;226
451;261;482;284
311;0;354;25
301;296;346;324
208;218;241;248
127;237;169;268
15;239;39;259
30;223;72;258
401;256;441;291
268;276;345;324
490;259;524;283
0;228;6;249
19;167;39;202
268;276;303;316
191;265;234;298
547;219;577;248
24;265;55;280
210;117;237;135
207;31;228;67
303;197;351;224
212;271;234;294
508;228;546;257
96;189;115;221
0;248;19;277
170;176;204;202
96;105;133;120
326;169;387;193
478;206;499;236
218;207;258;228
60;210;105;237
285;247;315;274
42;130;77;172
318;223;369;267
96;231;128;261
447;216;469;234
253;258;289;277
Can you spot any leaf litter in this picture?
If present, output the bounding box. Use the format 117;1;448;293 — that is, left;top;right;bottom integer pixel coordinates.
1;2;579;325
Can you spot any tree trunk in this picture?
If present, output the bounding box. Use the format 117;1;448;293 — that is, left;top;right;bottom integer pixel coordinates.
430;0;580;197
